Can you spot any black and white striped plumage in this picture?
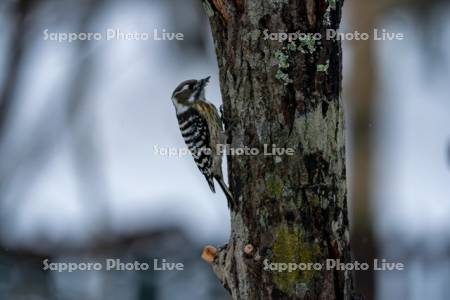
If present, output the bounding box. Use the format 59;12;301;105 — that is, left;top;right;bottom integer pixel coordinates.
177;107;214;190
171;77;234;207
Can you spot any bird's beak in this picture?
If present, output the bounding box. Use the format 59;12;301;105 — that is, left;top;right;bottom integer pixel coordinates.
199;76;211;87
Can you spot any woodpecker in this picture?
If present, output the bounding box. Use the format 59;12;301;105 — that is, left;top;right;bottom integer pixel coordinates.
171;77;235;208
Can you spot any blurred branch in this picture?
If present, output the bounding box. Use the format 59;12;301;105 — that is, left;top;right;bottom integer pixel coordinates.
0;226;194;260
346;1;448;299
0;226;196;299
165;0;210;59
65;0;111;237
0;0;109;238
347;2;378;300
0;0;35;137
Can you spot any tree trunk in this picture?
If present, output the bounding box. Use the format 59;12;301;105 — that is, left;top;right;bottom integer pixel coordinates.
347;2;378;299
203;0;355;299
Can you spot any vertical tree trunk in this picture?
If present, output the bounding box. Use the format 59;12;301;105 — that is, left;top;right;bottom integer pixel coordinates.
203;0;355;299
347;2;378;299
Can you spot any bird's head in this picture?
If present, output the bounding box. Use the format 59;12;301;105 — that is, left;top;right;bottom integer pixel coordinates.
171;76;210;105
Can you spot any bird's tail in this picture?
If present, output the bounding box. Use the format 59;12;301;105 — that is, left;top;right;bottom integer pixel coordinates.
206;175;216;193
215;176;236;209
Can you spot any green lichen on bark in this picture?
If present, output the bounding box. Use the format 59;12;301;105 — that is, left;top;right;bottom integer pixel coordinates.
324;0;338;26
274;35;319;85
298;36;318;54
274;50;292;85
265;174;284;198
202;0;214;17
317;60;330;74
272;225;322;295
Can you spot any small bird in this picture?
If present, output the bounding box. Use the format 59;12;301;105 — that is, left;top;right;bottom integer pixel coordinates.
171;77;234;207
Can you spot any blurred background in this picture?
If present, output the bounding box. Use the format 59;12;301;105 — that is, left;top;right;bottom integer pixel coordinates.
0;0;449;299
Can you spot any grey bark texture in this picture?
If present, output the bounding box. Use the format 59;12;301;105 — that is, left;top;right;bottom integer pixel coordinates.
203;0;355;299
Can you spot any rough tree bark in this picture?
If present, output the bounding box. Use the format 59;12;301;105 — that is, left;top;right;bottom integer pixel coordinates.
202;0;355;299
